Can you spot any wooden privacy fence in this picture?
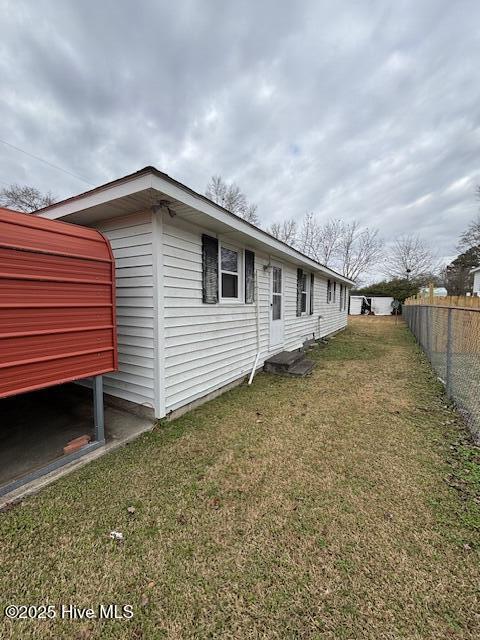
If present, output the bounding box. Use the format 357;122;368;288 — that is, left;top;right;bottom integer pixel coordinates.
405;293;480;309
403;298;480;443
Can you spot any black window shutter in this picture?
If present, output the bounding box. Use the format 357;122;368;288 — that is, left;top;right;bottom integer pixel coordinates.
309;273;314;315
296;268;303;316
202;234;218;304
245;250;255;304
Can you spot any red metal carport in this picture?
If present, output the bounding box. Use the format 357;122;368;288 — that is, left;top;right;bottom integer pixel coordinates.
0;207;118;494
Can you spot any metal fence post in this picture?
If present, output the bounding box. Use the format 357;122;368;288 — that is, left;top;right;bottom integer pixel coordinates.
421;306;425;348
419;306;423;348
93;375;105;442
446;307;453;399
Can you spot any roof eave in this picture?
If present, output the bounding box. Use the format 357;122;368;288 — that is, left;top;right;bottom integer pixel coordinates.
35;167;355;286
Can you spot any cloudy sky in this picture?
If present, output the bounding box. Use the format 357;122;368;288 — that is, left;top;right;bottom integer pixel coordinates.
1;0;480;270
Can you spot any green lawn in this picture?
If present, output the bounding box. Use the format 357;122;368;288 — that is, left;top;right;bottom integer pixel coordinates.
1;317;479;639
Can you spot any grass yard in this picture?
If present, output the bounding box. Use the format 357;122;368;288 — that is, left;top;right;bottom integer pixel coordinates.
1;317;479;639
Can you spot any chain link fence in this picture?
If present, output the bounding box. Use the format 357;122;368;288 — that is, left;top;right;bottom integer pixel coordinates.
404;304;480;444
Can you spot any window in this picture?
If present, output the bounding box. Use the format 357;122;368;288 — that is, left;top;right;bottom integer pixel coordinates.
203;238;254;305
220;245;240;299
327;279;332;303
272;266;282;320
300;272;308;313
339;284;343;309
296;268;311;315
333;281;337;303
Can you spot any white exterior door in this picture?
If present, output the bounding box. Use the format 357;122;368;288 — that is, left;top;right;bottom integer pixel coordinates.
269;262;284;348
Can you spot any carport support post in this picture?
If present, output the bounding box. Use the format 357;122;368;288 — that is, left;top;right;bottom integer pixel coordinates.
93;375;105;442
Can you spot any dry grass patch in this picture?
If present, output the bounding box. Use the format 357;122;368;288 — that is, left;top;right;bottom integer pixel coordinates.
0;316;479;639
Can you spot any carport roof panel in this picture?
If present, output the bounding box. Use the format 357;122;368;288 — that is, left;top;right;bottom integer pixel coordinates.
0;206;112;261
0;208;117;398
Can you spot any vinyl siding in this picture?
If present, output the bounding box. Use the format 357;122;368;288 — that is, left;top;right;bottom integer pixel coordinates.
474;271;480;295
87;211;156;411
162;215;348;414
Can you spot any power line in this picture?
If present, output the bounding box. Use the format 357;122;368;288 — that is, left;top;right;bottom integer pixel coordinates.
0;138;95;186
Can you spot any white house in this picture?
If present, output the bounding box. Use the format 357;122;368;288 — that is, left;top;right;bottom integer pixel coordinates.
37;167;354;419
419;286;447;297
471;266;480;295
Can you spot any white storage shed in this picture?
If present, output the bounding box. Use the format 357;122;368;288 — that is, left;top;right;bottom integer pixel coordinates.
349;295;394;316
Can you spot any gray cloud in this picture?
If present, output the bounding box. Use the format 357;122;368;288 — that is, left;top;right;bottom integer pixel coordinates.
1;0;480;268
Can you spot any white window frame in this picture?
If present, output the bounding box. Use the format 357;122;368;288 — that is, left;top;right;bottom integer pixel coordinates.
327;279;332;304
219;242;244;303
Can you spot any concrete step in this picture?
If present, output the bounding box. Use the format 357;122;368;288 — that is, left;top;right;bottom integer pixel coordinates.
264;350;315;377
286;358;315;377
264;350;304;373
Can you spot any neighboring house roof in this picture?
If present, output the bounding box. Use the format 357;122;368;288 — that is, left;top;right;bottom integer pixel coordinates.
470;265;480;274
34;166;355;286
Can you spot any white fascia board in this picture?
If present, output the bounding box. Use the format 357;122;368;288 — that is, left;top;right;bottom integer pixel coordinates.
150;175;354;286
470;266;480;274
37;174;154;220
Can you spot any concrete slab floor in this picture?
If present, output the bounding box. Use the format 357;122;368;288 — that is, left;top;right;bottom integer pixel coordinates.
0;383;153;500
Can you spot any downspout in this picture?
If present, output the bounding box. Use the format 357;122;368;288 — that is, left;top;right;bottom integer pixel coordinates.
248;270;261;385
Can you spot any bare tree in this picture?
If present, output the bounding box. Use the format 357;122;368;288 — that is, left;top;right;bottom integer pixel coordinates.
268;218;298;245
242;203;259;225
383;234;437;280
298;215;345;266
296;214;382;281
205;175;259;225
458;212;480;251
336;221;383;282
0;184;55;212
297;213;320;257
